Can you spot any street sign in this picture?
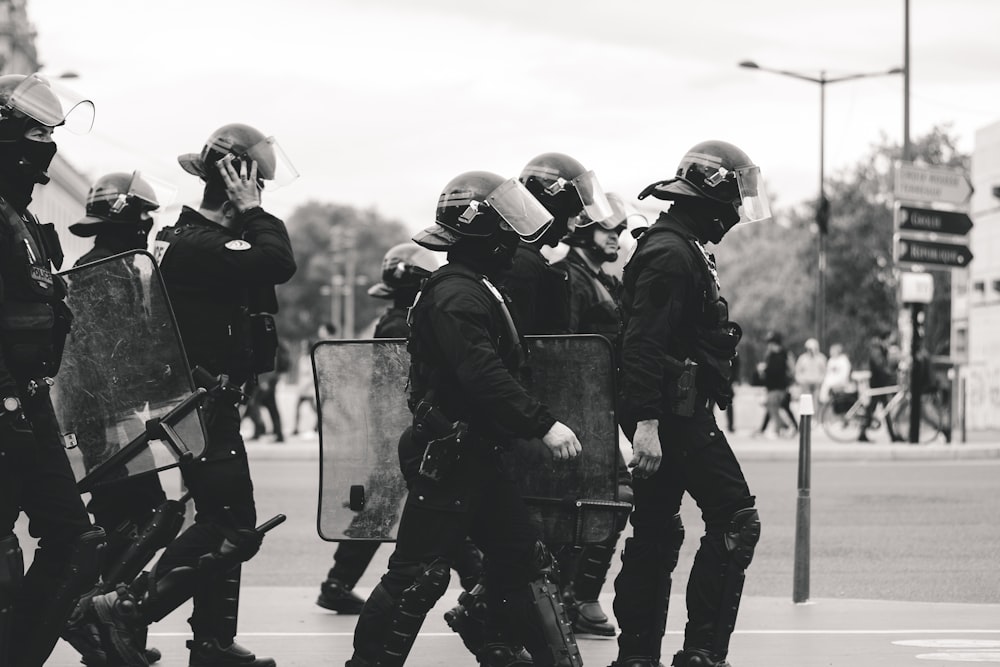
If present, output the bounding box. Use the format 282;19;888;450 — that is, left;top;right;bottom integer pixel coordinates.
898;205;973;237
900;271;934;304
896;236;973;269
894;162;973;205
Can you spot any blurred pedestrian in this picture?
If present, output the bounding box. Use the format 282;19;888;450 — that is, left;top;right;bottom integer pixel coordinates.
292;322;335;436
756;331;796;437
794;337;826;405
820;343;852;405
859;330;902;443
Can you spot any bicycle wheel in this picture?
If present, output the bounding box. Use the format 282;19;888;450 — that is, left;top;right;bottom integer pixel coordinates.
894;393;943;443
820;400;864;442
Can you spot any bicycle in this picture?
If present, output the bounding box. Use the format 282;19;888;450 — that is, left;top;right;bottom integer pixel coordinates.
820;382;949;443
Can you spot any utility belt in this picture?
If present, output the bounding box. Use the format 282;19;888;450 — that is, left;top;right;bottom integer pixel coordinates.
412;399;469;482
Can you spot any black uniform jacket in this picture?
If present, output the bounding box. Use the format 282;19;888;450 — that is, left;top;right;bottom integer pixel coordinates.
500;241;569;335
554;249;622;340
153;206;296;384
409;261;556;443
619;211;709;423
374;305;409;339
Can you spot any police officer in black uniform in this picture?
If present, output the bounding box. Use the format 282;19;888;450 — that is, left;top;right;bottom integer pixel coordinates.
348;171;584;667
88;123;297;667
501;152;614;335
0;72;107;667
61;171;171;665
611;141;770;667
549;192;632;638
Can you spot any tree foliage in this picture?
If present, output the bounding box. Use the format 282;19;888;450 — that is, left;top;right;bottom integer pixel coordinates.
714;125;968;377
275;201;412;344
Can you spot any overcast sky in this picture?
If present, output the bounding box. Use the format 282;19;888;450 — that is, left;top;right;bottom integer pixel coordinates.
29;0;1000;232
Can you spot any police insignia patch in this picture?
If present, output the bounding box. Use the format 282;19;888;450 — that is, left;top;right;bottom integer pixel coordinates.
225;239;252;251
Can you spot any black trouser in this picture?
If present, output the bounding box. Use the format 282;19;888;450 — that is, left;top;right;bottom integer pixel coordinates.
614;407;755;656
151;398;257;643
352;435;542;664
861;393;899;440
0;384;96;665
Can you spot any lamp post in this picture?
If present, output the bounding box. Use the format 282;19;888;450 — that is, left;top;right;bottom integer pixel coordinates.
738;61;903;352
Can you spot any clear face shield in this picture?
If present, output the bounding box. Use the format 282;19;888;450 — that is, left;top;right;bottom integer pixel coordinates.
545;170;614;223
735;165;771;223
485;178;555;243
214;135;299;190
7;73;95;134
574;190;628;231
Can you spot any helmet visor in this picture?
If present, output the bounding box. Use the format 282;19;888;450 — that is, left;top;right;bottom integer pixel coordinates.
7;74;95;134
126;171;176;210
487;178;554;243
735;166;771;223
575;190;627;230
230;136;299;189
572;171;614;223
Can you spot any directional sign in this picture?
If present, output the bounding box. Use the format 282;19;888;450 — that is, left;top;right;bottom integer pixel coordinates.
898;205;973;237
896;236;973;269
894;162;973;205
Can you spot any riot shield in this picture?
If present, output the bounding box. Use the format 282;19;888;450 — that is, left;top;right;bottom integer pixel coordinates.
316;335;624;545
51;250;207;490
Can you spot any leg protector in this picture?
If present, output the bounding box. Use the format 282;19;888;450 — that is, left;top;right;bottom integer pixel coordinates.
375;559;451;667
1;534;24;667
495;542;582;667
709;508;760;659
190;564;242;646
104;498;188;590
16;528;106;667
614;514;684;663
443;580;488;658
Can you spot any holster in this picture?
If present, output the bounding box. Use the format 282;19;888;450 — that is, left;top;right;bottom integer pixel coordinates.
413;400;468;482
667;358;699;417
249;313;278;374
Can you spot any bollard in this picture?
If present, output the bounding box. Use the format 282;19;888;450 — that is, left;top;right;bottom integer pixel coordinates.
793;393;813;604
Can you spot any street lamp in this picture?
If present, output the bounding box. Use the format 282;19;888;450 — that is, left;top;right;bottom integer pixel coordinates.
738;61;903;352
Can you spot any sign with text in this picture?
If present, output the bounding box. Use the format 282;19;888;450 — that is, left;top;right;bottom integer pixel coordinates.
894;162;973;205
899;271;934;304
898;205;973;237
896;236;973;270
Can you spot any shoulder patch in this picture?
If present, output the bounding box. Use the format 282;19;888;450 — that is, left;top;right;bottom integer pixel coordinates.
151;240;171;264
225;239;252;251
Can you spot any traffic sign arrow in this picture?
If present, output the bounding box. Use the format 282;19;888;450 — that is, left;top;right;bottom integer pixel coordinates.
898;205;973;236
894;162;973;205
896;237;973;268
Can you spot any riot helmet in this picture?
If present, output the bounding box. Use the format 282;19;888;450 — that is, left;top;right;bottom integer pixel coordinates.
563;192;628;263
178;122;298;190
367;242;438;299
637;140;771;225
0;73;94;191
70;171;174;238
520;152;614;227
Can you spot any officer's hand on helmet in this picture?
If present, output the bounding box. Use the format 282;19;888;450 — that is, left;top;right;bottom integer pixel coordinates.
217;155;261;213
542;421;582;461
628;419;662;479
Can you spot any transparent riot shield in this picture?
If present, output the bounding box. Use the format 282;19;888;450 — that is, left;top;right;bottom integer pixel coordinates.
316;335;625;545
51;250;207;491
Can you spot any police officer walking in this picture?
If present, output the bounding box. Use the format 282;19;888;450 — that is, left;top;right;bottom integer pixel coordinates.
612;141;769;667
347;171;584;667
0;72;107;667
88;123;298;667
502;152;614;334
549;192;633;638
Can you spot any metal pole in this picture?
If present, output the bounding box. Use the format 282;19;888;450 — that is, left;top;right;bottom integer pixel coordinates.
793;394;813;603
818;76;827;352
908;304;924;443
343;227;357;338
903;0;911;161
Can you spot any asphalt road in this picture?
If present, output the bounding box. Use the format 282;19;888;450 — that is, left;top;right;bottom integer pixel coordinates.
238;454;1000;604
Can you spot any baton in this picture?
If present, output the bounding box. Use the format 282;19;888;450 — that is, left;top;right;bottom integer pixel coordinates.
255;514;286;535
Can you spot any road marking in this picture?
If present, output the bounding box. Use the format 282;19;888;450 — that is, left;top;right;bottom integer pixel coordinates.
896;641;1000;648
914;653;1000;662
146;630;1000;638
895;640;1000;662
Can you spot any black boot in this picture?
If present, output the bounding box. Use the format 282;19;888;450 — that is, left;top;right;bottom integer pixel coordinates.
608;659;665;667
187;638;276;666
316;577;366;613
671;648;731;667
570;600;616;637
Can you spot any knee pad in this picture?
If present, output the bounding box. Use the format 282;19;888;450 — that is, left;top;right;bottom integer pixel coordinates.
377;560;451;667
399;560;451;616
724;508;760;571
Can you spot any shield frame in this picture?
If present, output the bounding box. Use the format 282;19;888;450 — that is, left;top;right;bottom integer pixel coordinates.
314;334;629;545
51;249;208;492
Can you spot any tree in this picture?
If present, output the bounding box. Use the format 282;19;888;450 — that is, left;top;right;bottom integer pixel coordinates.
275;201;412;345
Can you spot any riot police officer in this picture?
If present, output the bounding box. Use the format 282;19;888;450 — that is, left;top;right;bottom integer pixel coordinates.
347;171;584;667
501;152;614;335
62;171;172;665
612;141;769;667
88;123;298;667
0;72;107;667
549;192;632;638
